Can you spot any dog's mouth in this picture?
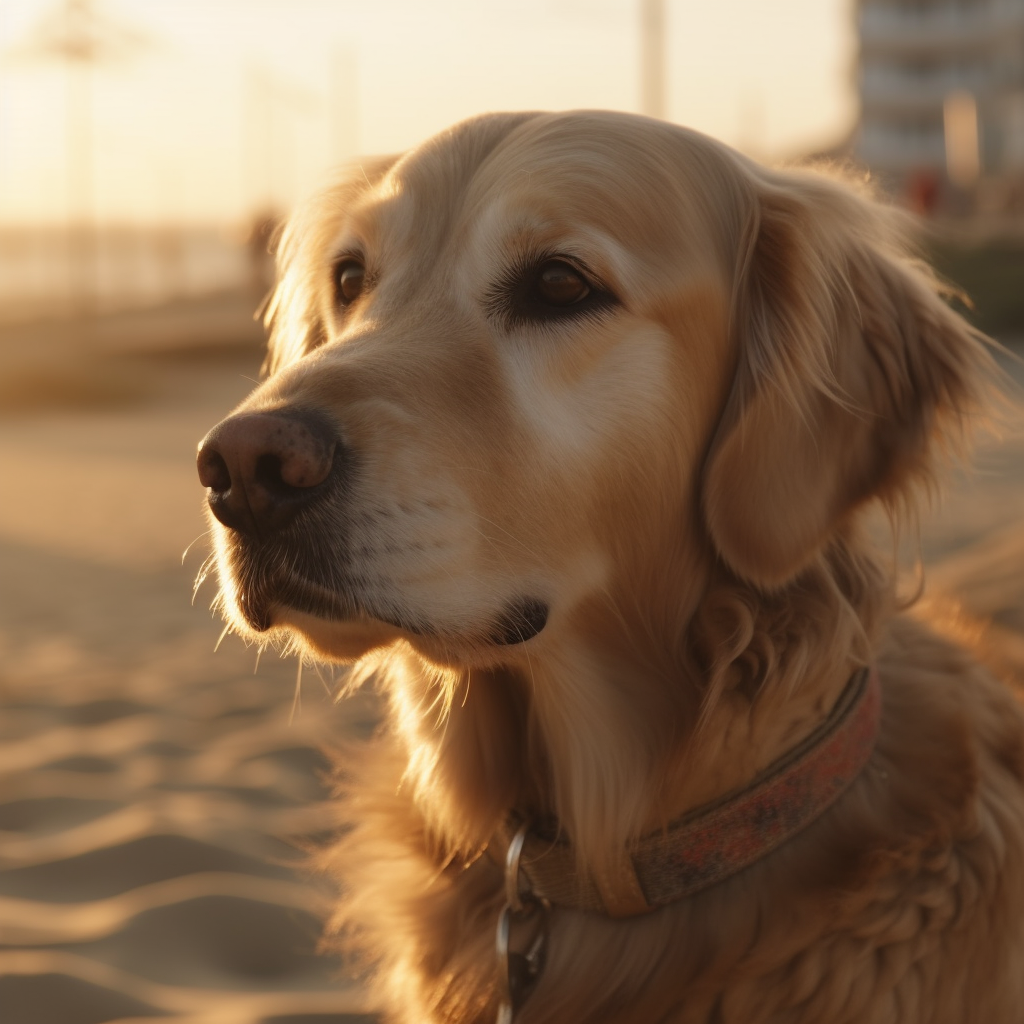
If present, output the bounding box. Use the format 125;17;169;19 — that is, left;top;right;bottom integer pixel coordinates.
488;597;549;645
227;552;549;648
232;562;423;636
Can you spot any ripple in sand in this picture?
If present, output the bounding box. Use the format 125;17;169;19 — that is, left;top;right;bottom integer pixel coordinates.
0;948;369;1021
62;698;151;726
260;1016;377;1024
0;796;121;835
0;871;322;944
0;833;294;902
42;756;119;774
70;894;333;989
0;972;167;1024
249;746;333;778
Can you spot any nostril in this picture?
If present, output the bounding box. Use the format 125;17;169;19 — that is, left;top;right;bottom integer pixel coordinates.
254;452;292;495
197;446;232;494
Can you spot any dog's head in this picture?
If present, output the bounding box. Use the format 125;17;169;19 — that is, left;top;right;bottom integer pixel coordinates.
198;110;990;670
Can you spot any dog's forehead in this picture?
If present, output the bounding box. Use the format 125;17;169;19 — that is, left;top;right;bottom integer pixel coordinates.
349;113;736;268
340;113;543;256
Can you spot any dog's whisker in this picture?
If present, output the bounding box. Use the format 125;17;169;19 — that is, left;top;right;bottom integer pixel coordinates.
289;659;304;725
313;662;333;697
181;530;212;566
212;623;231;654
192;552;219;602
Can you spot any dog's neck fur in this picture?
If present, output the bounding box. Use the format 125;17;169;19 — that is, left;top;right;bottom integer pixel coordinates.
382;529;888;879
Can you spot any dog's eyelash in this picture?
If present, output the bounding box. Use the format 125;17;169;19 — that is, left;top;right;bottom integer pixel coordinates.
486;253;619;329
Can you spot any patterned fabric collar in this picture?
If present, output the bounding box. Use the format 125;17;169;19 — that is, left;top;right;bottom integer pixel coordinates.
495;666;882;917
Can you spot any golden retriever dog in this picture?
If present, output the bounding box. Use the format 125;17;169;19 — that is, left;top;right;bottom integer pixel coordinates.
196;111;1024;1023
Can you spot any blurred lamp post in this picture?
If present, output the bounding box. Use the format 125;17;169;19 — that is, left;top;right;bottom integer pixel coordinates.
944;90;981;190
330;49;359;167
244;65;323;218
13;0;149;314
640;0;666;120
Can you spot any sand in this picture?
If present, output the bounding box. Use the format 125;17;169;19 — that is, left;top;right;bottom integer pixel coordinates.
0;306;377;1024
0;299;1021;1024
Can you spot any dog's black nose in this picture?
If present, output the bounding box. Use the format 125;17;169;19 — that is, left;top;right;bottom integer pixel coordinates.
197;409;337;538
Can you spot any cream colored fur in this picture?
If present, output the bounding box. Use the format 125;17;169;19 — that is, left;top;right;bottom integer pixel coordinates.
205;111;1024;1023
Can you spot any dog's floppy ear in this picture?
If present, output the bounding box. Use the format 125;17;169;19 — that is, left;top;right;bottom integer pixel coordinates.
702;168;993;589
262;155;400;375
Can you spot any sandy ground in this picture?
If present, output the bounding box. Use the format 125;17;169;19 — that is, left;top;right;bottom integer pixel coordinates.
0;303;377;1024
0;298;1021;1024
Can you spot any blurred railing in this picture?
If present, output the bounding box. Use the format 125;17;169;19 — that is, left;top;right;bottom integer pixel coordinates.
0;224;272;324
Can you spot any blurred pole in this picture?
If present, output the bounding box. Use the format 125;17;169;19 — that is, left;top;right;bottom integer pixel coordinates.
14;0;151;317
330;49;358;166
244;65;275;217
640;0;666;120
66;56;95;313
738;90;765;160
944;90;980;189
263;70;320;213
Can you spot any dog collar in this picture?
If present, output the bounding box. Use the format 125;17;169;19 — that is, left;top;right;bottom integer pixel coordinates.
494;665;881;918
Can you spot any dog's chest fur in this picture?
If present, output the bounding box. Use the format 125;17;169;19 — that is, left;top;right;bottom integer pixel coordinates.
321;616;1024;1024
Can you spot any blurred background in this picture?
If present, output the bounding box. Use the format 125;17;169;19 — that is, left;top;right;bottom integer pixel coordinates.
0;3;1022;1024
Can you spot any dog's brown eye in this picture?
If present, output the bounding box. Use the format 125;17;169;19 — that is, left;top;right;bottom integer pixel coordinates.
489;254;616;327
335;260;365;305
535;261;590;306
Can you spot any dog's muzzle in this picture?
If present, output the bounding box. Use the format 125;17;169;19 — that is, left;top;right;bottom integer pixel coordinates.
198;408;549;647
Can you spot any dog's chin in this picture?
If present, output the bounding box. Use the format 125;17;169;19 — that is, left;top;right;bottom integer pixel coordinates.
269;605;405;662
222;555;552;663
262;594;550;666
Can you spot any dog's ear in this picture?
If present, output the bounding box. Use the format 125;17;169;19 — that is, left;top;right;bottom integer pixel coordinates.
702;168;993;589
262;155;400;375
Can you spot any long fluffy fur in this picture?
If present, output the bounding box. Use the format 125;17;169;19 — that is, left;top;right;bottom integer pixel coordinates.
204;111;1024;1023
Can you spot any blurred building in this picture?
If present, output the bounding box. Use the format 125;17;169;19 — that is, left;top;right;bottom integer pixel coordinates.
855;0;1024;213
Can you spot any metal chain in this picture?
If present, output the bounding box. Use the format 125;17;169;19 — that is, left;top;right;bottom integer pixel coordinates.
495;822;550;1024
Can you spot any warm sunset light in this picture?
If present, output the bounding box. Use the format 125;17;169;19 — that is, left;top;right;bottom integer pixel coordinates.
0;0;858;227
1;4;1022;1023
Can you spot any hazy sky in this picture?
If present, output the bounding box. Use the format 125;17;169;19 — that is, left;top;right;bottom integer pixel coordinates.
0;0;858;225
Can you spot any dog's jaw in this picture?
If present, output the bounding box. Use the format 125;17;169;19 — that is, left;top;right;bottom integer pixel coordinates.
209;514;566;666
270;604;405;661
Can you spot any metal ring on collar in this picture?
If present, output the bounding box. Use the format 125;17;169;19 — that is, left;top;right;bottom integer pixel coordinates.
504;821;530;912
